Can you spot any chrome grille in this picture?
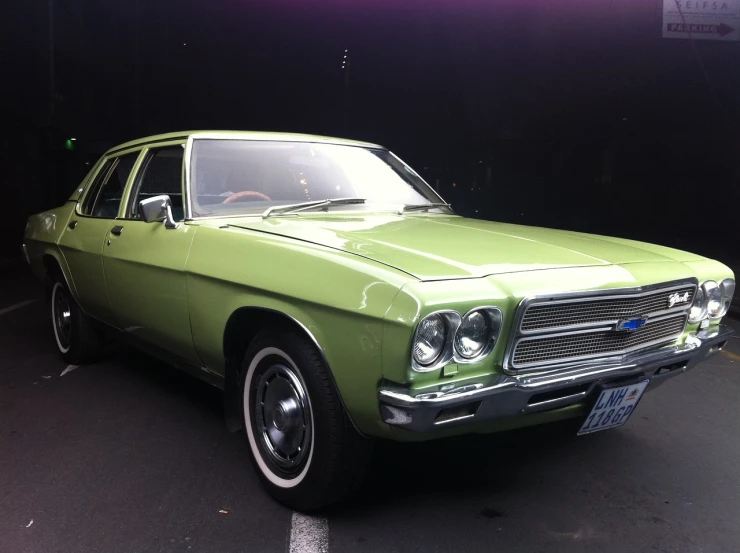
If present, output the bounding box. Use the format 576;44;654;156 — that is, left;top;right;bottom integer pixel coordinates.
520;285;695;333
512;314;687;368
505;280;696;372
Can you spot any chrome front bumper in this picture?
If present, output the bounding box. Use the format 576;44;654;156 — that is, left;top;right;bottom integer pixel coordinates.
378;325;734;432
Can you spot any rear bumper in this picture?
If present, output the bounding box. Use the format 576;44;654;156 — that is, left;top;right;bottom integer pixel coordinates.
378;325;733;433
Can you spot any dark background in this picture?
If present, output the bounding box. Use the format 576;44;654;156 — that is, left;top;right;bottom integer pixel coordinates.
2;0;739;267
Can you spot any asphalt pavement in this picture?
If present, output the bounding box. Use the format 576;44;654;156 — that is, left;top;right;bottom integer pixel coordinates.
2;260;740;553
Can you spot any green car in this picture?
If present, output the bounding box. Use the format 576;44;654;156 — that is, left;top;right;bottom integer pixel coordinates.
23;131;734;510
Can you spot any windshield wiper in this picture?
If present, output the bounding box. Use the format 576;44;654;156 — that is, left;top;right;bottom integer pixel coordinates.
262;198;366;218
399;202;451;214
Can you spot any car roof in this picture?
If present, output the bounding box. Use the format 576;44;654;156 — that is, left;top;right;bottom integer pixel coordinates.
106;131;384;155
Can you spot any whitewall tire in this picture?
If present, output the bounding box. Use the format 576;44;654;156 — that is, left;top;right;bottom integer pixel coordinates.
240;328;372;511
47;274;104;364
243;347;315;488
51;282;72;354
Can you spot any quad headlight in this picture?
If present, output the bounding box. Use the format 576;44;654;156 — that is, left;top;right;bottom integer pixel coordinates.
689;279;734;323
689;282;709;322
704;280;722;318
412;313;448;367
718;279;735;318
454;308;503;360
411;308;502;371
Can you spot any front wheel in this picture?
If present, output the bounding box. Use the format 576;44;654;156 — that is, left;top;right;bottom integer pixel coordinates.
241;328;372;511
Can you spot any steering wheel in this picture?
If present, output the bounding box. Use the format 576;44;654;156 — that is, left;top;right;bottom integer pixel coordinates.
221;190;272;204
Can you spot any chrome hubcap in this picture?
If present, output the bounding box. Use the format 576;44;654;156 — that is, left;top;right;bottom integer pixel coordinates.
53;285;72;349
254;362;311;471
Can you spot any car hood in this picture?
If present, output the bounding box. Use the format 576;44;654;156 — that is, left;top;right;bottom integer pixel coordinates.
225;214;706;281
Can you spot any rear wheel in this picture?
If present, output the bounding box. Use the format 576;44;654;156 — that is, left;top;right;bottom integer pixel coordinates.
240;328;372;511
49;277;104;364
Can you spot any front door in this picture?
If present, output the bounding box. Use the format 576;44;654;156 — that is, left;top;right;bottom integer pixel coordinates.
102;144;201;364
58;151;140;324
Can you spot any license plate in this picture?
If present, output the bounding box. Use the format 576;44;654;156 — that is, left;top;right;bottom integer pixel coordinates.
578;380;650;435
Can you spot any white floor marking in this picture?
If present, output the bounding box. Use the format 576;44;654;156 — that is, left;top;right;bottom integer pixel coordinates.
60;365;80;377
0;299;37;316
289;513;329;553
25;519;33;528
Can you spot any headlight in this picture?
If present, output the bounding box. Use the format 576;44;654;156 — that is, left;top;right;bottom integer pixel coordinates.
454;308;502;360
412;314;448;368
704;280;722;318
718;279;735;318
688;284;707;323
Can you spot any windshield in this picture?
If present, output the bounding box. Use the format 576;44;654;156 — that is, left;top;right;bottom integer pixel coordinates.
189;139;448;217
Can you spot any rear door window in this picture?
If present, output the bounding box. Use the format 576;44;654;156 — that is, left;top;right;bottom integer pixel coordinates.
80;152;139;218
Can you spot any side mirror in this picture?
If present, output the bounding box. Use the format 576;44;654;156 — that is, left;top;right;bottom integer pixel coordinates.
139;195;179;229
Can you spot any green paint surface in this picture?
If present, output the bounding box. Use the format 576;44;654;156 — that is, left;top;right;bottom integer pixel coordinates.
23;131;734;440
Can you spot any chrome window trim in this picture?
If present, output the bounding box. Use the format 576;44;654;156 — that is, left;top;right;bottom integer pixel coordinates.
78;137;185;216
387;151;450;208
185;135;384;221
74;157;117;217
106;135;190;157
503;278;698;375
122;141;187;220
184;136;453;221
184;214;261;222
74;148;147;220
186;131;382;148
120;146;154;219
68;157;105;203
184;135;195;220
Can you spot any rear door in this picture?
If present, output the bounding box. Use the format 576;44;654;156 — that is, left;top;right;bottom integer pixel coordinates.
59;151;141;323
102;142;201;364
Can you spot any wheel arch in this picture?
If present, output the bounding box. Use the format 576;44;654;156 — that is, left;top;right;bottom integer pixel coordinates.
221;306;363;435
41;251;80;303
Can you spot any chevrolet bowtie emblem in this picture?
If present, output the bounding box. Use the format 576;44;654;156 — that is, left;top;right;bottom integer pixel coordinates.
616;318;647;331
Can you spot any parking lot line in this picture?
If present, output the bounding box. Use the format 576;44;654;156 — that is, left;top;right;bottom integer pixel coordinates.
0;299;37;316
60;365;80;377
289;513;329;553
721;349;740;362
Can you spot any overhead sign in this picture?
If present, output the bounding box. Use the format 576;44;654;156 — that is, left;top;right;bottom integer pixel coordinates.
663;0;740;41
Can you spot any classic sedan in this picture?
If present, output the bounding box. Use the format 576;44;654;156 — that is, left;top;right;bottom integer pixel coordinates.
23;131;734;510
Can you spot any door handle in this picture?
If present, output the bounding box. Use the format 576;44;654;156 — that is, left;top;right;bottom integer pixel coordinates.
68;220;78;230
111;225;124;236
